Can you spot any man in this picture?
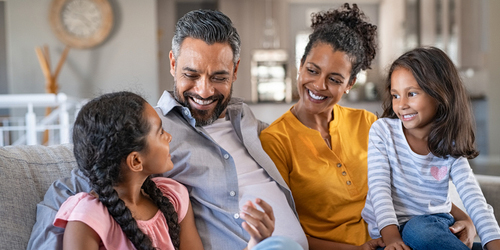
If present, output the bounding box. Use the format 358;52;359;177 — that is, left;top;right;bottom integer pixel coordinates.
28;9;307;250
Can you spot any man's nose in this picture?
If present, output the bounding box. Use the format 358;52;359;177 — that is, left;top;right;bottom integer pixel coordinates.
195;77;215;99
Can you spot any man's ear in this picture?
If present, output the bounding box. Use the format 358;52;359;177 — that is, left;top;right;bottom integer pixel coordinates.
169;50;176;77
125;152;143;172
232;59;240;81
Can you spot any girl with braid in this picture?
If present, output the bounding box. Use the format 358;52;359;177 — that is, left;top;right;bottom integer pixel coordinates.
53;91;203;250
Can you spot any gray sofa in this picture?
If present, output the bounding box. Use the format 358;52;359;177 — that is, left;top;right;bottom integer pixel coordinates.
0;144;76;250
1;144;499;250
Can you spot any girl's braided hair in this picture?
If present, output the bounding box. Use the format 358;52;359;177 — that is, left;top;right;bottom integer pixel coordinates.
72;91;180;249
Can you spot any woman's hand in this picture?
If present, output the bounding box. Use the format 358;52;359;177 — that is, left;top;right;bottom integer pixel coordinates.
241;199;275;250
359;238;385;250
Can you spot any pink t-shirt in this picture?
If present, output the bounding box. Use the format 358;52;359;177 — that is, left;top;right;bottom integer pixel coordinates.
53;177;189;250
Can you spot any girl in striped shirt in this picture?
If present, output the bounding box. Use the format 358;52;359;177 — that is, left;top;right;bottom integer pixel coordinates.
361;47;500;250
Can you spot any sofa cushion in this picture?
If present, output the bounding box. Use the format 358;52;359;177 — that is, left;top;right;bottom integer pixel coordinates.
0;144;76;250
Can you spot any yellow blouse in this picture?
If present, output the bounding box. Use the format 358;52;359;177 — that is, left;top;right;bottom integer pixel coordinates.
260;104;377;246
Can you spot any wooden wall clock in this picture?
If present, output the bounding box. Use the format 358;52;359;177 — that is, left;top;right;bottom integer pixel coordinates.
49;0;114;49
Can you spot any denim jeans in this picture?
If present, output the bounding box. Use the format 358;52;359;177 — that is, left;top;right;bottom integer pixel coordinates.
252;235;304;250
376;213;475;250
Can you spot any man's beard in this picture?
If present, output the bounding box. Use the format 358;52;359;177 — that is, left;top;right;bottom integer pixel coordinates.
174;83;232;126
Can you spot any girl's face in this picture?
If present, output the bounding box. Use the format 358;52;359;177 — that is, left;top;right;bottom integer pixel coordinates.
390;67;438;137
140;103;174;174
297;43;353;115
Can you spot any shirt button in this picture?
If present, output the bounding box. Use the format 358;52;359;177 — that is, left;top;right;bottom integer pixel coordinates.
183;110;189;115
234;213;240;219
229;191;236;196
342;171;347;176
337;163;342;168
224;154;229;159
346;181;352;185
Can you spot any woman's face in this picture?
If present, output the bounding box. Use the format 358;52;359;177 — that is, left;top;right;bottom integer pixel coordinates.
297;43;353;115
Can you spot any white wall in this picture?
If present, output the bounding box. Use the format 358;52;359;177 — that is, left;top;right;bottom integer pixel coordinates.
378;0;405;71
487;0;500;157
220;0;288;102
157;0;176;98
5;0;159;104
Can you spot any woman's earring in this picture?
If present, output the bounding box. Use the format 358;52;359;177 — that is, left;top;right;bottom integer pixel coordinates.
345;89;350;94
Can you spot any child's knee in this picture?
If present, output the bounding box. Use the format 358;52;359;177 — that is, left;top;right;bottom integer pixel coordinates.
401;214;464;250
403;214;454;234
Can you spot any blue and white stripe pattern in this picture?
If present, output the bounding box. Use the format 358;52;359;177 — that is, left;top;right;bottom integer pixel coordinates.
361;118;500;246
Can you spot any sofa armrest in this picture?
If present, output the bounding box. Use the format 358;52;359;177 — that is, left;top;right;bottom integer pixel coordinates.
0;144;76;250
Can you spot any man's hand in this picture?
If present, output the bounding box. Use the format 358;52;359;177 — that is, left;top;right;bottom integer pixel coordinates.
240;198;275;250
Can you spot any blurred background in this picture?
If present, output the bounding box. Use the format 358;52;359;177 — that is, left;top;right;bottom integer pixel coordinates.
1;0;499;174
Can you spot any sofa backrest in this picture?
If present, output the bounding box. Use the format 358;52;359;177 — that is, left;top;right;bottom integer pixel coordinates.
0;144;76;250
449;174;500;223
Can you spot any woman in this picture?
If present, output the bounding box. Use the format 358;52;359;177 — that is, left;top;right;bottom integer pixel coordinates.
260;3;476;250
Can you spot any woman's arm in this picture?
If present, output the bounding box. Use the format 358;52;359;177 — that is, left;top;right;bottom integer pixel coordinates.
179;202;203;250
449;203;475;248
308;235;384;250
63;221;100;250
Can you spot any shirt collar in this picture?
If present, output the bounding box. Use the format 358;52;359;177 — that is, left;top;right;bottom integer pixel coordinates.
156;91;182;116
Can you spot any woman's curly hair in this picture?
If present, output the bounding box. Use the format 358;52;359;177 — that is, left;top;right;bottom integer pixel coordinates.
72;91;180;250
301;3;378;84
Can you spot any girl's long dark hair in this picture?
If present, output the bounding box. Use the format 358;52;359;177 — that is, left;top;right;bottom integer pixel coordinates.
382;47;479;159
72;91;180;249
301;3;378;84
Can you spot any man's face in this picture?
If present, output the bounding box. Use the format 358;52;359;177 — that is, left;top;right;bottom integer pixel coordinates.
170;37;239;126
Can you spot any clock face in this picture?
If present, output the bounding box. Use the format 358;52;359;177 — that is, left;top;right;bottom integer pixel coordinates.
49;0;113;49
62;0;102;38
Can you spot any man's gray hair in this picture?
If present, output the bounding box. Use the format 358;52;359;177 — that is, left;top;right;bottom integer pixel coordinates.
172;9;241;66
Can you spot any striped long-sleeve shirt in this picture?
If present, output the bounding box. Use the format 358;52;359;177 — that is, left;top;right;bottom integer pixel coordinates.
361;118;500;247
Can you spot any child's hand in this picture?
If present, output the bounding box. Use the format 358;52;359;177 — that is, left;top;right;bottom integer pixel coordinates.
385;241;411;250
240;198;275;250
449;219;475;248
359;237;385;250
